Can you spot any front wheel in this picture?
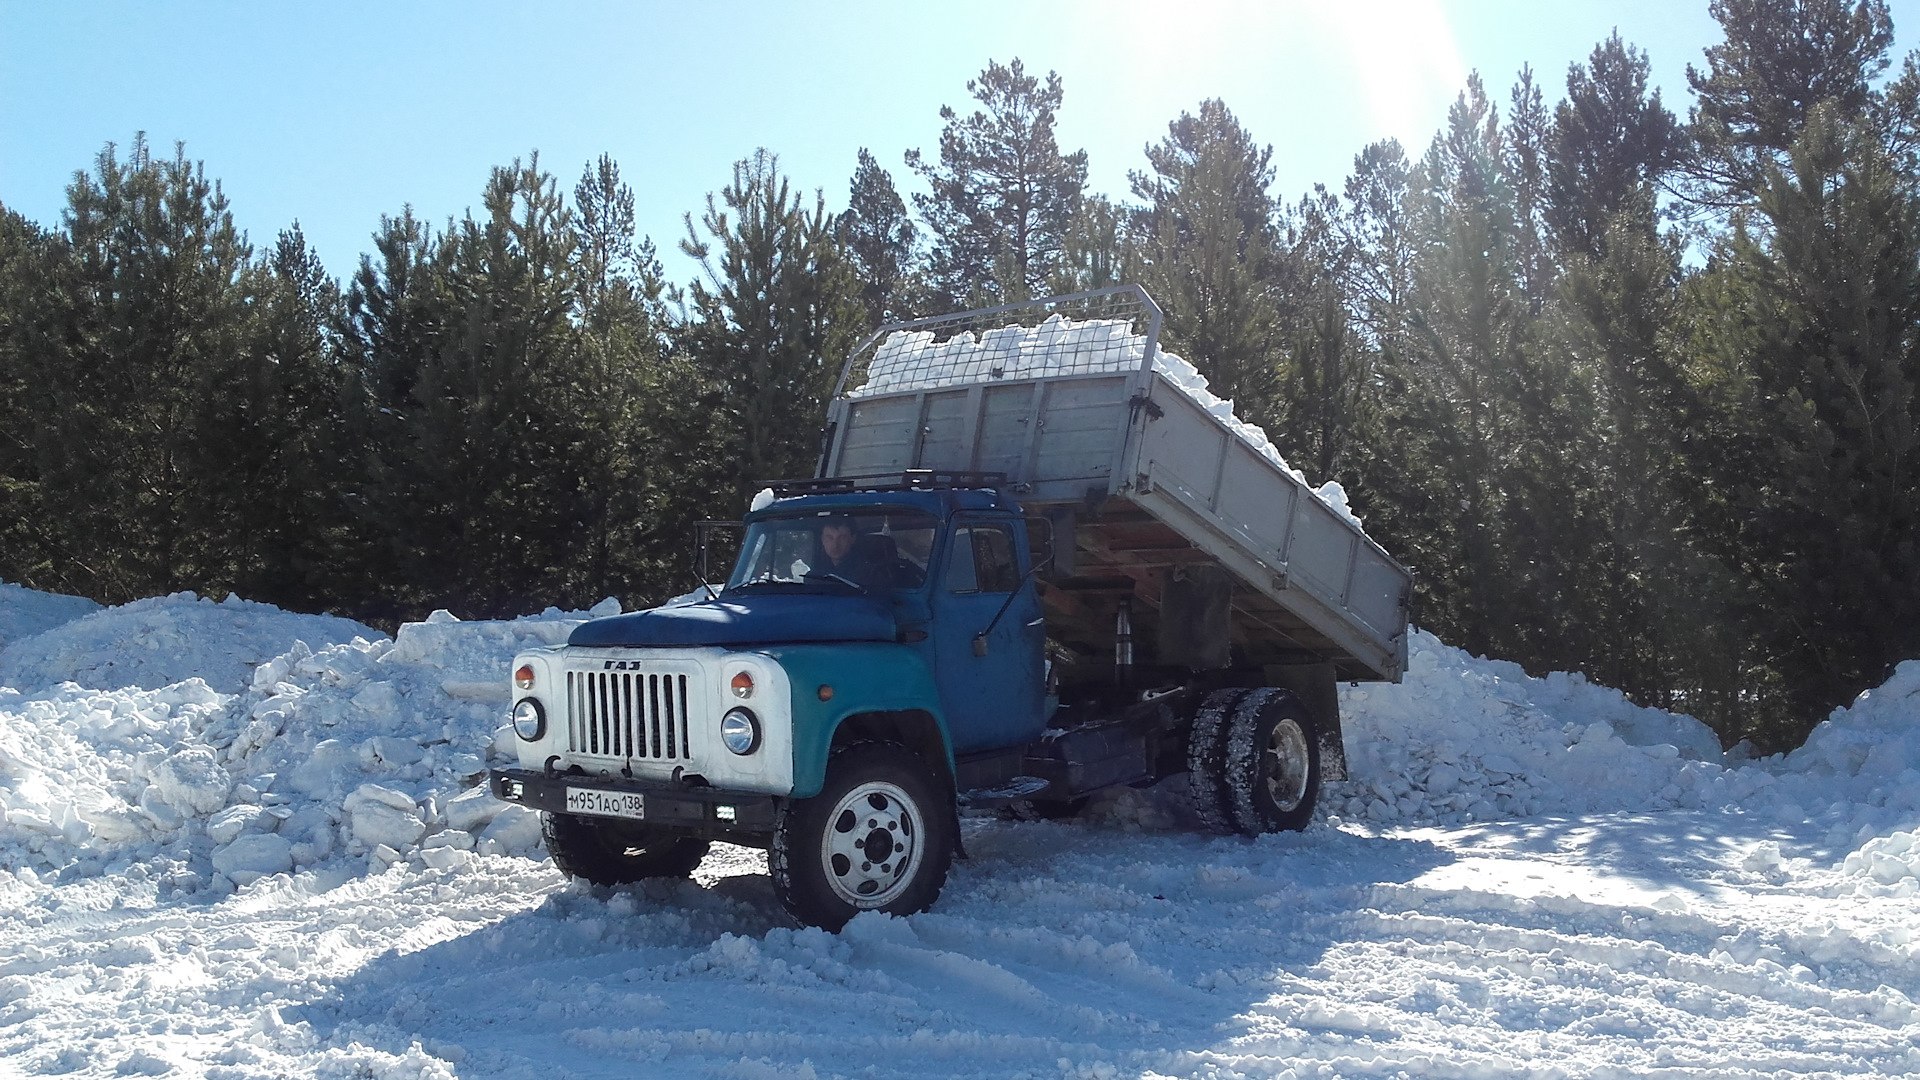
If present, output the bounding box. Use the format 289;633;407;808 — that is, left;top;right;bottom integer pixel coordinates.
771;742;956;930
542;813;711;885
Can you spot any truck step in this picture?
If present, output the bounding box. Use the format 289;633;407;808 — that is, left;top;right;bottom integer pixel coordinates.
958;775;1055;808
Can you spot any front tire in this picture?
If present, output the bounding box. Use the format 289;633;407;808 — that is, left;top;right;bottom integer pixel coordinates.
771;742;955;931
542;813;711;885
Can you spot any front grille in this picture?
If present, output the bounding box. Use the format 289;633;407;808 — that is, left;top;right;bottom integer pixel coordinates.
566;669;693;762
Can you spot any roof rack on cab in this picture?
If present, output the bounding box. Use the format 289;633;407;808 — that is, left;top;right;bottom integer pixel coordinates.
767;470;1009;498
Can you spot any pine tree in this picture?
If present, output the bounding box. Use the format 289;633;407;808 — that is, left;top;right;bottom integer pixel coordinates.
1547;33;1684;259
1359;73;1571;665
682;150;863;503
837;148;919;328
343;157;590;618
1539;34;1711;714
1049;194;1128;297
1685;0;1895;203
206;224;349;611
1129;99;1293;427
1687;105;1920;745
340;207;448;619
908;58;1088;309
0;207;58;585
40;137;256;601
569;154;685;606
1333;139;1416;359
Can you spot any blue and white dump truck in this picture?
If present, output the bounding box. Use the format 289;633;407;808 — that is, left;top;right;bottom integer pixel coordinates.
491;286;1411;930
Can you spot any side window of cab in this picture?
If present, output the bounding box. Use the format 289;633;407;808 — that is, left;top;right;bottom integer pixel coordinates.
946;522;1020;593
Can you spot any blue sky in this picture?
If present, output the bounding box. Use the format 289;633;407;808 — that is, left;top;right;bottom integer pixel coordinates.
3;0;1915;285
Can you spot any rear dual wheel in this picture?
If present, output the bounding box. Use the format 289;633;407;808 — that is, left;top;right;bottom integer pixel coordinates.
1188;687;1321;835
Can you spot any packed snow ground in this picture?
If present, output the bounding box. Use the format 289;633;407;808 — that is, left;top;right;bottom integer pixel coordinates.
2;585;1917;1078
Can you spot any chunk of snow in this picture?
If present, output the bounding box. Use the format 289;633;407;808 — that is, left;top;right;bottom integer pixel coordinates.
211;832;292;881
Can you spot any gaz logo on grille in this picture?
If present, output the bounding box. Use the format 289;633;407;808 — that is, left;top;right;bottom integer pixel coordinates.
602;660;646;670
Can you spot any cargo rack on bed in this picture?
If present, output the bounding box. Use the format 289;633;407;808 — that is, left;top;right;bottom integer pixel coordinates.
768;470;1010;498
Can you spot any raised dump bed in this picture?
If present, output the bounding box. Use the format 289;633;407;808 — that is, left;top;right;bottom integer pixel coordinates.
818;285;1410;685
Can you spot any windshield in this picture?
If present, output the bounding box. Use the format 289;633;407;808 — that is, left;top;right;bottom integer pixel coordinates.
725;508;939;593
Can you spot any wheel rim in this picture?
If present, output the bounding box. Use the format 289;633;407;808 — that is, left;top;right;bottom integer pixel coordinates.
1263;718;1311;812
819;780;923;908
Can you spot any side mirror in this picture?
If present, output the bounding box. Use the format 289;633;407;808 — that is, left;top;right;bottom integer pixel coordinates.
694;520;743;586
1024;509;1075;579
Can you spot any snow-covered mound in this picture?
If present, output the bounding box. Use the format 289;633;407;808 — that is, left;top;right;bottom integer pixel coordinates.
1330;630;1727;826
0;579;100;649
1330;633;1920;888
0;591;378;695
1781;658;1920;811
0;589;622;887
1780;659;1920;893
859;314;1361;528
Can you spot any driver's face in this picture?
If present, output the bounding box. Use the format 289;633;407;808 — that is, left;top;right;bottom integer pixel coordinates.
820;523;855;562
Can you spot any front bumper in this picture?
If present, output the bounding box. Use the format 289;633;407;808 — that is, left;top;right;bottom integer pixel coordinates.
489;767;780;831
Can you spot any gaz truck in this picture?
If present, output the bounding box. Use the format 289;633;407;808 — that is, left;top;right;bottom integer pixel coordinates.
490;286;1412;930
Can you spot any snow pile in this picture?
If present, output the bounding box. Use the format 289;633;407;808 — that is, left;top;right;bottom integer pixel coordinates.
858;315;1361;528
1332;633;1920;875
1773;659;1920;891
0;591;622;887
0;579;100;648
1777;659;1920;815
1330;630;1735;826
0;679;233;865
0;591;377;695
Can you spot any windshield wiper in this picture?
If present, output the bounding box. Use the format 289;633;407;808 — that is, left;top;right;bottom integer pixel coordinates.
803;570;867;593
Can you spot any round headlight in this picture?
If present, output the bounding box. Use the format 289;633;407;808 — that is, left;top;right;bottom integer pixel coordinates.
720;707;760;755
512;698;545;741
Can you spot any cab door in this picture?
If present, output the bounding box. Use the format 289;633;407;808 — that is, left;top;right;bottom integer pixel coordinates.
930;515;1046;753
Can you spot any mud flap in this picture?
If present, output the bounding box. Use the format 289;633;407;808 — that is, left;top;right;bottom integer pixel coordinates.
1262;662;1348;782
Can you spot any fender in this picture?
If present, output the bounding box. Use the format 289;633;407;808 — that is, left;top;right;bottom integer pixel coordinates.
760;642;951;798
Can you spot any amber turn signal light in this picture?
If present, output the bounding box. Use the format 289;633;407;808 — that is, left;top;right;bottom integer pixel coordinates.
731;671;754;699
817;684;834;701
514;664;535;690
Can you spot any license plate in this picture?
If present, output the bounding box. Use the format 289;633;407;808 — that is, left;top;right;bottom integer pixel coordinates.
565;787;645;820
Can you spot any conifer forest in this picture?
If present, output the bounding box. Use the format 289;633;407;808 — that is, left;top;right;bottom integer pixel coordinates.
2;0;1916;754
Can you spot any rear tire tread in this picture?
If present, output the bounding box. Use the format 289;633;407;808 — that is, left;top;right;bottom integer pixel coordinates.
1186;688;1252;834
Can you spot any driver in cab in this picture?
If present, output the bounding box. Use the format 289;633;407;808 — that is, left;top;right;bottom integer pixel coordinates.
813;517;893;592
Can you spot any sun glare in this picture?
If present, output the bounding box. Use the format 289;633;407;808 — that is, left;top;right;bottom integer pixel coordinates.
1305;0;1466;152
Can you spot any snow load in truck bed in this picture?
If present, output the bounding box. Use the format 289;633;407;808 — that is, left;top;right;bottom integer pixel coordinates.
855;314;1365;529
